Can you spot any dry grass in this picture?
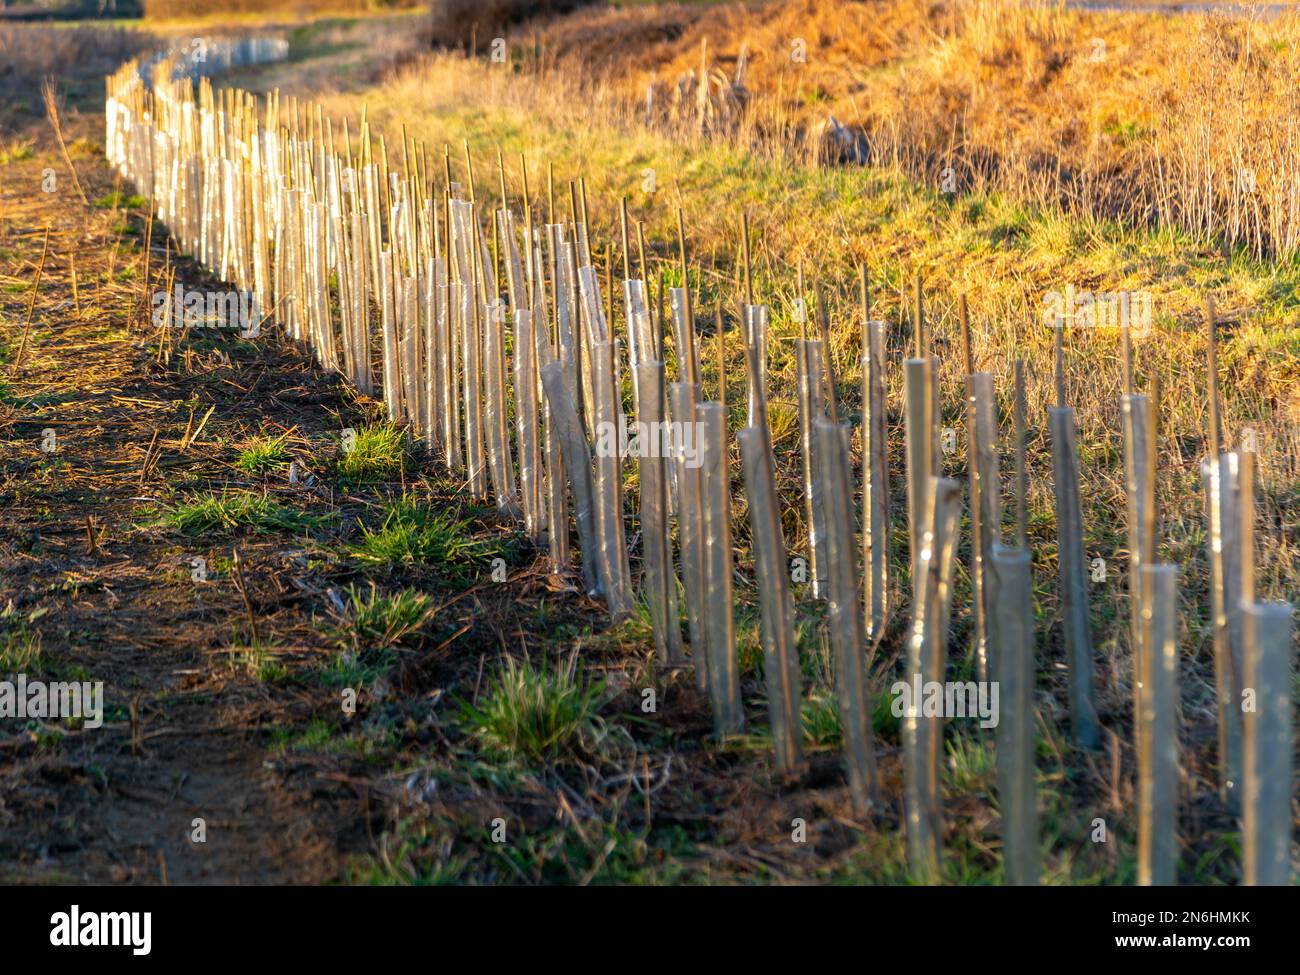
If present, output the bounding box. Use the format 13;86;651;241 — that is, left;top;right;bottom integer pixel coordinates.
518;0;1300;261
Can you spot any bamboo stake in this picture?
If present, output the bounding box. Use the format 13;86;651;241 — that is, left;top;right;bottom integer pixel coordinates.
715;306;726;407
70;251;80;316
913;271;924;359
814;281;839;424
1206;297;1222;458
1121;309;1134;397
740;211;753;308
675;208;697;384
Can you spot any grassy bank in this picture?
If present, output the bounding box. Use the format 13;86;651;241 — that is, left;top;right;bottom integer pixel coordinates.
518;0;1300;262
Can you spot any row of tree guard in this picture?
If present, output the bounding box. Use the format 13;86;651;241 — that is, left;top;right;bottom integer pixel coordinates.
103;54;1294;885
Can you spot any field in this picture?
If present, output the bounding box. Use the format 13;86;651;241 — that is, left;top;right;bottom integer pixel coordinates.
0;0;1296;890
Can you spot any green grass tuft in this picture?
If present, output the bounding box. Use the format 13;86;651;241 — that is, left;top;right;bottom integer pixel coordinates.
324;583;434;653
234;433;292;476
0;613;42;674
336;422;408;483
160;491;321;535
462;655;606;765
801;689;842;747
801;686;900;746
94;191;146;210
228;637;289;684
352;497;491;569
0;140;34;165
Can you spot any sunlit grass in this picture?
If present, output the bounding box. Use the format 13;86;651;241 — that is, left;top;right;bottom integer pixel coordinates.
0;614;42;674
461;654;607;765
335;421;408;483
234;432;292;476
323;583;434;652
352;497;492;569
160;490;321;534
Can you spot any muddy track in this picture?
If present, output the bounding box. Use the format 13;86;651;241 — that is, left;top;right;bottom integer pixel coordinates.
0;140;368;884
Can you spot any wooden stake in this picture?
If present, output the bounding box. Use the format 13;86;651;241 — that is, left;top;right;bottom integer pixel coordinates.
1054;312;1066;409
1205;297;1222;458
740;211;753;308
1014;359;1028;550
676;208;696;383
715;306;726;410
815;281;839;424
859;264;870;358
914;270;924;359
619;196;631;282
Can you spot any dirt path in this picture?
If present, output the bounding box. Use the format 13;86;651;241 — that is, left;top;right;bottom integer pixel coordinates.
0;135;366;884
